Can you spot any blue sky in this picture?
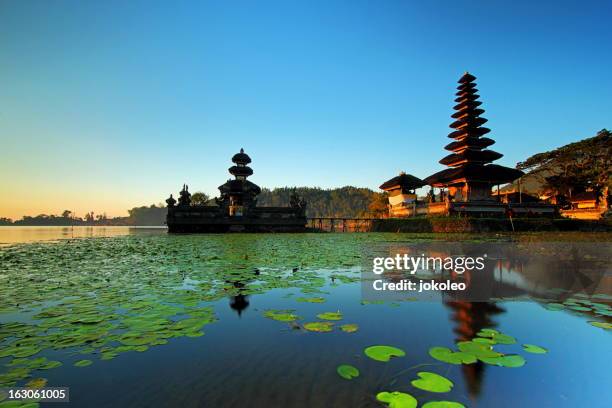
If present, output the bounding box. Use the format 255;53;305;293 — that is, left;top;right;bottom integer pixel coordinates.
1;0;610;218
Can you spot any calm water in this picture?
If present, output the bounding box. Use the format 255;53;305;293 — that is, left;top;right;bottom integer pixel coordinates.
0;227;611;407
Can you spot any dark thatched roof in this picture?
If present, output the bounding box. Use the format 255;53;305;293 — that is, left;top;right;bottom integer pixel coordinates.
232;148;252;165
379;173;425;191
424;164;524;187
439;149;503;166
218;179;261;194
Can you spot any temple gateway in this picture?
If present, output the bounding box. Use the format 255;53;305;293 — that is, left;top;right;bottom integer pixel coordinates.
166;149;307;232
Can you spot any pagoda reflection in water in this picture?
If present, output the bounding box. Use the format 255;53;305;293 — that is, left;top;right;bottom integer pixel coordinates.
166;149;307;233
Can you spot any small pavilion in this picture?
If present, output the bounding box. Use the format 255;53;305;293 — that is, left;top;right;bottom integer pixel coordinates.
379;172;425;217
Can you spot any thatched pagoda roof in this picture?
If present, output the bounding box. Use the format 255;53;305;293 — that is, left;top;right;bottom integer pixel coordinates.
218;179;261;195
424;164;524;187
379;172;425;191
444;137;495;151
439;149;503;166
232;148;252;165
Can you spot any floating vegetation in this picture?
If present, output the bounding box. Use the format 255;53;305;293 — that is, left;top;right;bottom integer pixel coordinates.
475;328;516;345
544;303;565;311
25;378;47;388
410;371;453;393
263;310;300;322
0;235;369;386
588;321;612;330
316;311;343;321
376;391;417;408
74;360;93;368
296;297;326;303
336;364;359;380
303;322;334;333
364;345;405;362
421;401;465;408
480;354;526;368
429;347;476;365
339;324;359;333
522;344;548;354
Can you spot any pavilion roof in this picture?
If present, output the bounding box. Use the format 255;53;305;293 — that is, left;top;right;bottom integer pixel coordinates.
379;172;425;191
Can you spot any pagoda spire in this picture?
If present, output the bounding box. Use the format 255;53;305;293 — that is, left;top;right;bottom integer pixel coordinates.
440;72;501;167
423;73;524;195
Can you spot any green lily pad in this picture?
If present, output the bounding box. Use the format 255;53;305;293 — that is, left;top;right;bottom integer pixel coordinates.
364;345;406;362
410;371;453;393
422;402;466;408
296;297;326;303
263;310;300;322
25;378;47;388
456;341;501;359
476;330;516;344
429;347;476;365
523;344;548;354
544;303;565;311
316;312;343;321
588;321;612;329
340;324;359;333
74;359;93;367
303;322;334;332
376;391;417;408
568;305;591;312
480;354;525;368
336;364;359;380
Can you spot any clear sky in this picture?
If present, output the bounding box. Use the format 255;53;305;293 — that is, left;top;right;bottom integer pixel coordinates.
1;0;610;219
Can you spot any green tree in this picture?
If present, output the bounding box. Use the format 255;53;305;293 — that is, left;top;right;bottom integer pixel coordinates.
190;191;210;206
517;129;611;196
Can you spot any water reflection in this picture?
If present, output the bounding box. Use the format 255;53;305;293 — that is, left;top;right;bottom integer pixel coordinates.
445;300;506;397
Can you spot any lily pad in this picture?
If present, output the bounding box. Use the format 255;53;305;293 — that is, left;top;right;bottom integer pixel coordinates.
480;354;525;368
364;345;406;362
429;347;476;365
422;402;466;408
25;378;47;388
303;322;334;332
316;312;343;321
456;341;501;359
523;344;548;354
340;324;359;333
588;321;612;329
544;303;565;311
376;391;417;408
410;371;453;393
336;364;359;380
263;310;300;322
74;359;93;367
296;297;326;303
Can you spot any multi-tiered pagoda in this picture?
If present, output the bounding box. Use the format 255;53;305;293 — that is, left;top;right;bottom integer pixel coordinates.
424;72;524;201
166;149;307;233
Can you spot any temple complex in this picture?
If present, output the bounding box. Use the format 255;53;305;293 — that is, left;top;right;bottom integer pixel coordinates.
166;149;307;232
381;73;556;218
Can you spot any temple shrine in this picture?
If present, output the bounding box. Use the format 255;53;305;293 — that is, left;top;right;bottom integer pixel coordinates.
381;72;556;217
379;172;425;217
166;149;307;232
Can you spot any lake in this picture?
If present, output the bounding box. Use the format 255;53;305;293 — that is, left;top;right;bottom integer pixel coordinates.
0;227;611;407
